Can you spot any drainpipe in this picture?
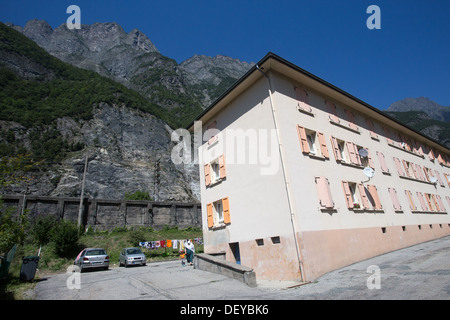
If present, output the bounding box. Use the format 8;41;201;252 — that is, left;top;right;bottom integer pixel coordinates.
256;65;306;282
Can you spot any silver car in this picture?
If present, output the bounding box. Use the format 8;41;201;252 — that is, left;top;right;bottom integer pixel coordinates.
119;247;146;267
74;248;109;272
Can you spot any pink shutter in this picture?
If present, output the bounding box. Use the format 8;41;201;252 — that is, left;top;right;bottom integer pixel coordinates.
415;164;425;181
326;100;340;123
431;195;441;212
317;132;329;159
436;195;446;212
345;109;358;131
388;188;402;211
405;190;417;211
219;154;226;179
411;163;419;180
446;196;450;208
330;136;342;161
358;184;370;209
367;149;375;169
435;171;445;187
346;142;359;165
444;173;450;187
294;86;312;113
423;167;431;182
377;151;389;173
367;185;382;209
315;177;334;209
416;192;428;211
393;157;405;177
341;181;354;209
296;125;310;154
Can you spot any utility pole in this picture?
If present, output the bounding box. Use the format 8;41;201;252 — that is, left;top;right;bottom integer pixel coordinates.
77;154;88;228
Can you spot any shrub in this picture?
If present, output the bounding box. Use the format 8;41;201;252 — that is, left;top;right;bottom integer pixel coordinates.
30;214;58;246
51;220;80;257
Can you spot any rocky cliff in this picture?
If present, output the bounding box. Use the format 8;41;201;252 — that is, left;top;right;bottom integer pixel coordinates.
0;22;200;201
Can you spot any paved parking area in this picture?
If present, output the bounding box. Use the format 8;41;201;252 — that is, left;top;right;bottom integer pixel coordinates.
34;236;450;300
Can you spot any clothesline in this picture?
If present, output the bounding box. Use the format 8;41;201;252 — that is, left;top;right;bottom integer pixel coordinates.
138;238;203;251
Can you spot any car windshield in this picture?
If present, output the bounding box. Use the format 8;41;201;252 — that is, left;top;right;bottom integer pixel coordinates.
126;248;142;255
86;249;106;256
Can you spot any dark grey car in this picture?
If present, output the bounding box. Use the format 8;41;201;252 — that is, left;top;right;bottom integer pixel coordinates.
74;248;109;272
119;247;146;267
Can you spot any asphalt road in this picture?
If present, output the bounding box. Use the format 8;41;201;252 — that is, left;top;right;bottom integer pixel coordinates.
34;236;450;300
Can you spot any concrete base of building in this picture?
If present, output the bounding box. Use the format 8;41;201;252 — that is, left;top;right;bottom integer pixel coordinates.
204;223;450;282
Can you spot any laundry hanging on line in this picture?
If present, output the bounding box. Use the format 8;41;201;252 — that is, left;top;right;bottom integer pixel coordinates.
138;238;203;250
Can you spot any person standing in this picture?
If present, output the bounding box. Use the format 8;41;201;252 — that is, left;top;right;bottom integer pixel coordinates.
185;240;195;266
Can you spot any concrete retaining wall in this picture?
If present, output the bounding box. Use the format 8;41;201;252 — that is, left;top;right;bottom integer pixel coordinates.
1;195;201;231
193;253;257;287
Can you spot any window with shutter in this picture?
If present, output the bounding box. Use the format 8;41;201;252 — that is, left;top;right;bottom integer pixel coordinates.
416;192;428;211
294;86;312;113
344;109;359;131
326;100;340;123
377;151;390;173
405;190;417;211
315;177;334;209
366;119;378;139
297;126;329;159
393;157;405;177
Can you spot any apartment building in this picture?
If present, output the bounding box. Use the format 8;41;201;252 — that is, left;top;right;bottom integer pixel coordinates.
187;52;450;282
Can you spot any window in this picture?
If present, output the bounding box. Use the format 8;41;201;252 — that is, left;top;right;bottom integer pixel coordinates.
294;86;312;113
342;181;364;209
326;100;340;124
206;197;231;228
204;155;226;187
214;200;223;224
330;136;374;168
366;119;378;140
344;109;359;131
297;125;329;159
315;176;334;209
342;181;382;210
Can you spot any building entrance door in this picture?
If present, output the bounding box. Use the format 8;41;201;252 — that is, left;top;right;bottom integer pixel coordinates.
229;242;241;265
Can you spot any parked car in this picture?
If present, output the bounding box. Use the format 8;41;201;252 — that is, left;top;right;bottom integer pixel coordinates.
119;247;146;267
74;248;109;272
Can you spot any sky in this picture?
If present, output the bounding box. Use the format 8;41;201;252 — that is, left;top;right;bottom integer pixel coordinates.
1;0;449;111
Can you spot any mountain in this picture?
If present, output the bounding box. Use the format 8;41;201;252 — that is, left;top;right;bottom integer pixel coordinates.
385;97;450;148
387;97;450;122
0;22;199;201
7;19;254;128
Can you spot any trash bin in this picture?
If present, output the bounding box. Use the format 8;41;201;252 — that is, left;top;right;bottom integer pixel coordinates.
20;256;39;282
